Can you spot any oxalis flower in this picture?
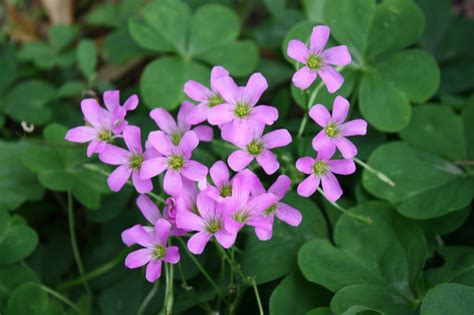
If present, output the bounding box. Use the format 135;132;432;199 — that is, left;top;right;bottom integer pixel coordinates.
175;178;199;216
65;91;137;157
228;124;292;175
176;192;237;255
207;73;279;145
150;101;213;144
287;25;351;92
310;96;367;159
99;125;157;193
201;161;236;202
296;146;355;201
184;66;230;124
140;131;208;197
124;218;180;283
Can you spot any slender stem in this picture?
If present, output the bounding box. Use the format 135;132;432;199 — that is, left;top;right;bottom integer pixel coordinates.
455;160;474;166
83;164;166;204
67;192;92;301
435;234;445;247
317;188;372;224
215;244;247;284
297;82;325;138
354;157;395;187
163;263;174;315
40;285;80;313
137;281;160;315
251;278;264;315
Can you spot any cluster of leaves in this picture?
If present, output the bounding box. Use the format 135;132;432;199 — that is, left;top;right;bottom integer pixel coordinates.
1;0;474;314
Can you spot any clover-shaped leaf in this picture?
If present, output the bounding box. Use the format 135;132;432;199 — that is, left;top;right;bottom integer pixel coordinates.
420;283;474;315
5;283;64;315
0;264;39;307
0;211;38;265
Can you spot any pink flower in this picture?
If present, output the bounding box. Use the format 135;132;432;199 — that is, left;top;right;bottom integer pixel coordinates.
140;131;208;197
150;101;213;144
101;90;138;130
184;66;230;124
202;161;235;202
175;178;200;216
176;192;237;255
99;125;156;193
123;219;180;282
207;73;279;145
287;25;351;92
252;175;302;240
227;124;292;175
296;146;355;201
310;96;367;158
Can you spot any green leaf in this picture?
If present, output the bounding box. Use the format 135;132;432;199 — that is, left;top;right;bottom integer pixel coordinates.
270;272;331;315
400;105;467;161
85;3;119;28
0;214;38;264
77;39;97;80
362;142;474;219
420;283;474;315
367;0;425;58
103;26;151;65
57;81;86;98
241;192;328;284
47;25;78;51
0;264;39;306
188;4;239;55
303;0;327;23
416;0;451;54
305;308;333;315
0;141;44;210
3;80;56;125
425;246;474;287
128;17;174;52
17;42;56;69
6;283;64;315
420;207;470;236
263;0;286;18
463;102;474;159
0;44;17;95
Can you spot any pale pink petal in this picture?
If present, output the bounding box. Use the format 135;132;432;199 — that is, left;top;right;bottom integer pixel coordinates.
87;140;106;157
276;203;302;226
210;66;230;91
176;211;205;232
137;194;161;225
123;125;142;154
244;73;268;106
312;130;336;153
163;170;183;197
191;125;213;142
99;145;130;165
223;119;253;145
269;175;291;199
256;150;279;175
215;230;237;248
255;226;273;241
140;157;168;179
318;65;344;93
224;217;244;234
331;96;350;125
187;102;208;124
309;104;331;127
214;76;240;104
207;104;234;125
132;171;152;193
246;193;278;216
163;246;180;264
287;39;309;64
123;94;139;111
148;130;175;156
333;137;358;159
321;172;342;202
321;45;352;66
316;145;337;161
182;160;208;181
145;259;162;282
177;101;194;132
188;231;212;254
228;150;254;171
340;119;368;136
196;192;216;219
297;174;320;197
249;217;273;240
81;98;105;129
328;159;356;175
125;248;152;269
108;165;132;192
150;108;178;135
65;126;97;143
296;157;315;174
154;218;171;245
103;90;120;112
292;66;317;90
122;224;154;248
184;80;211;102
122;225;144;246
178;131;199;157
309;25;330;54
210;161;230;188
251;105;279;125
261;129;292;149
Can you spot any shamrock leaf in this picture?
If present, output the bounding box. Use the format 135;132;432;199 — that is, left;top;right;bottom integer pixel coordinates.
0;211;38;265
0;264;39;307
420;283;474;315
5;283;64;315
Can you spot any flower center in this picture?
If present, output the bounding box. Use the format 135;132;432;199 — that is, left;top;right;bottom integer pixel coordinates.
171;132;182;145
325;123;339;138
263;204;277;216
205;218;222;234
129;154;144;170
313;161;328;175
246;140;263;155
234;102;250;118
98;130;112;141
307;54;322;70
191;203;199;215
168;154;184;170
153;244;166;259
208;94;224;108
220;184;232;197
233;210;249;223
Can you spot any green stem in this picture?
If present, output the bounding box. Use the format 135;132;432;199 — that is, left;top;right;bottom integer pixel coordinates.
138;281;160;315
297;81;325;139
353;157;395;187
317;188;372;224
67;192;92;301
40;285;80;313
251;278;264;315
163;263;174;315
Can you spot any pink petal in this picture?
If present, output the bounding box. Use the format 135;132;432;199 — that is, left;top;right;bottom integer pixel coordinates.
276;203;302;226
321;172;342;202
99;145;130;165
191;125;213;142
145;259;162;282
108;165;132;192
176;211;205;232
296;157;315;174
137;194;161;225
251;105;279;125
235;169;266;196
87;140;107;157
123;125;143;154
150;108;178;135
309;104;331;127
207;103;234;125
148;130;175;156
123;94;139;111
122;224;154;248
340;119;368;136
65;126;97;143
210;161;230;188
328;159;356;175
196;192;216;218
321;45;352;66
309;25;330;54
103;90;120;112
121;225;144;246
312;130;336;153
244;73;268;106
187;103;208;124
316;144;336;161
224;216;244;234
81;98;106;129
287;39;309;64
246;193;278;216
333;137;358;159
331;96;350;125
182;160;208;181
256;150;279;175
140;157;168;179
261;129;292;149
215;230;237;248
318;65;344;93
269;175;291;199
214;76;240;104
163;246;180;264
297;174;320;197
210;66;230;91
228;150;254;171
154;218;171;245
177;101;194;132
132;171;152;193
163;170;183;197
187;231;212;255
184;80;211;102
222;119;253;145
292;66;317;90
255;226;273;241
178;131;199;157
125;248;152;269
